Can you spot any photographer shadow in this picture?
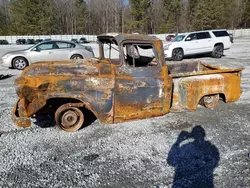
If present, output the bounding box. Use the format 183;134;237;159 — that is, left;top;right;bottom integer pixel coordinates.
167;126;220;188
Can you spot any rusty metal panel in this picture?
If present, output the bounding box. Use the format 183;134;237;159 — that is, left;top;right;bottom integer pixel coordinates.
168;61;243;78
13;59;116;127
114;65;172;122
98;33;159;45
171;73;242;112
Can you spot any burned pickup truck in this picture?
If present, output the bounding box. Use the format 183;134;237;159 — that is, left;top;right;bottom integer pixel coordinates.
13;33;243;132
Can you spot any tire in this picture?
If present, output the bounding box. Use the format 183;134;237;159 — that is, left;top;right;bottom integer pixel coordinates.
172;48;184;61
12;57;28;70
200;94;219;109
212;45;224;58
55;104;84;132
70;54;83;59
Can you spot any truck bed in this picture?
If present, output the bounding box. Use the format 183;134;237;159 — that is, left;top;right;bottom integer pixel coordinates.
167;61;243;78
168;61;243;112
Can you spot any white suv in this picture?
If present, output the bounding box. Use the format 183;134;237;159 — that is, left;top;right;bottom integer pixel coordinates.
164;30;232;61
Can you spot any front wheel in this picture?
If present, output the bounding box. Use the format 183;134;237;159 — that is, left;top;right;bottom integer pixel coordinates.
55;104;84;132
200;94;219;109
12;57;28;70
212;45;224;58
172;48;184;61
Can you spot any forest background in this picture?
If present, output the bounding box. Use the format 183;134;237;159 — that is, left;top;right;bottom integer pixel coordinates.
0;0;250;35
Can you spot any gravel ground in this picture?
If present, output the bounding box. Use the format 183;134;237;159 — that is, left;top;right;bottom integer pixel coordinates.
0;39;249;188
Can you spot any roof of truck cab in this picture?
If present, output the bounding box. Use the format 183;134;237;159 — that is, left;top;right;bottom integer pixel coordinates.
97;33;160;44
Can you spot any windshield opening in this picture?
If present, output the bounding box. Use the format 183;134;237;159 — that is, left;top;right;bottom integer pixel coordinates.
172;35;186;42
103;42;119;59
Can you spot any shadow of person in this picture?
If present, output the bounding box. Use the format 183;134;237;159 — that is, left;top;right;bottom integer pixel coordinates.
167;126;220;188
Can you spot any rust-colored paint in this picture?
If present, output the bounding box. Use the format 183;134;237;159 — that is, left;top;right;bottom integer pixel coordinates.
169;61;243;112
12;33;243;129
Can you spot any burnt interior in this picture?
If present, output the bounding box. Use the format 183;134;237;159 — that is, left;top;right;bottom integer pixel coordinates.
126;55;154;67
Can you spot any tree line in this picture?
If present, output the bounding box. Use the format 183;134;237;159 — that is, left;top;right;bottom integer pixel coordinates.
0;0;250;35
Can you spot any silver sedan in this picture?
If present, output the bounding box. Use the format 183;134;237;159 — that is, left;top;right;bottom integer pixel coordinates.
1;40;94;70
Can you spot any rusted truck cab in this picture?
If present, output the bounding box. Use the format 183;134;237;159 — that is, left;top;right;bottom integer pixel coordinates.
13;33;243;132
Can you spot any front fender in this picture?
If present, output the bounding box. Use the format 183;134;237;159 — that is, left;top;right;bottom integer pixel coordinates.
46;91;114;124
12;100;31;128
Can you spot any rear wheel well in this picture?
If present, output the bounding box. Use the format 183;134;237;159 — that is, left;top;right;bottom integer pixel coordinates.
219;93;226;102
198;93;226;106
214;43;224;49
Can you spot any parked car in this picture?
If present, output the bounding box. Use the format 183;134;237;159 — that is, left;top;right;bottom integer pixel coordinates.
164;29;232;61
165;34;176;42
27;39;35;44
1;40;94;70
71;38;79;43
79;37;89;43
34;39;43;44
16;39;26;45
0;40;9;45
11;33;243;131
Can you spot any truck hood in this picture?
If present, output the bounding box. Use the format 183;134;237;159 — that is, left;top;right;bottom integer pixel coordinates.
22;58;106;77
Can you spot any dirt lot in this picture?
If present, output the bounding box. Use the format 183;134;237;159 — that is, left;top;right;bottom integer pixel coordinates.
0;39;249;187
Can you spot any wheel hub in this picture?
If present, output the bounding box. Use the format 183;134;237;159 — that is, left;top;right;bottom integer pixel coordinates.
204;96;213;104
201;94;219;109
215;48;223;57
173;49;183;60
61;110;78;127
55;104;85;132
15;59;26;69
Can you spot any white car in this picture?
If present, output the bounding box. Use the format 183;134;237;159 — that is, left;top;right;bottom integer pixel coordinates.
164;30;232;61
1;40;94;70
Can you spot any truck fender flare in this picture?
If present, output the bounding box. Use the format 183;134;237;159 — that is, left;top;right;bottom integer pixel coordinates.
46;97;99;119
